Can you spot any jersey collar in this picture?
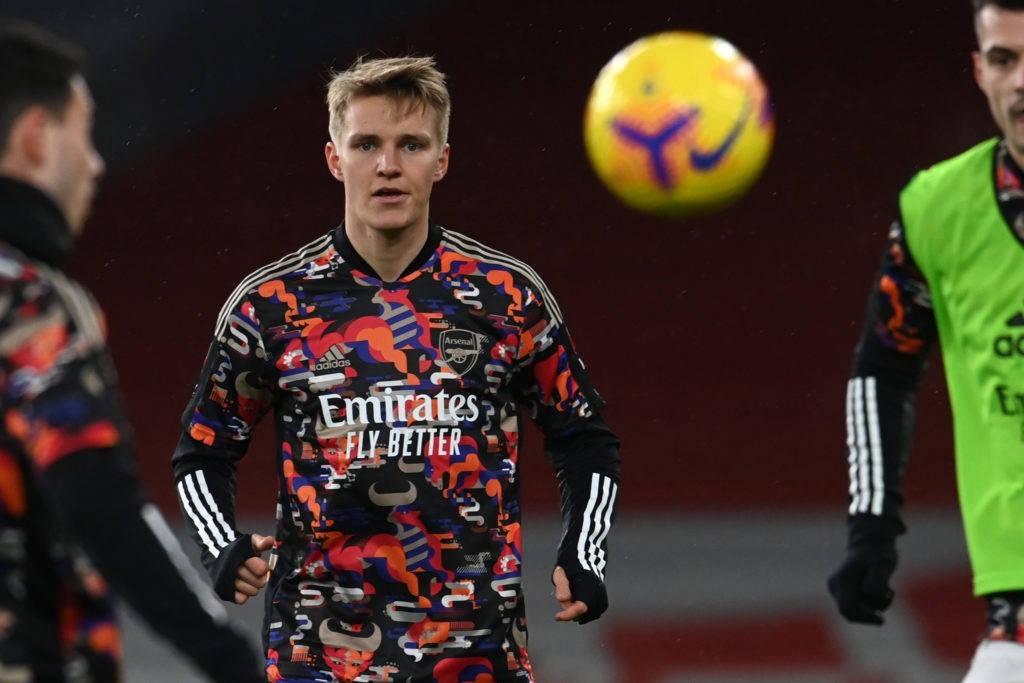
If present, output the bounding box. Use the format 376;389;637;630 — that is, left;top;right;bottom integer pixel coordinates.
331;221;442;282
0;176;75;269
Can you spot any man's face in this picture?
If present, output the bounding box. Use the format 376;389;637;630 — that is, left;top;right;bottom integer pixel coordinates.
42;76;105;234
325;94;449;236
975;5;1024;164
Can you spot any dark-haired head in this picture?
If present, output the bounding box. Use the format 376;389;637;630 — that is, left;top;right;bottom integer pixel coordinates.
0;20;83;156
0;21;103;232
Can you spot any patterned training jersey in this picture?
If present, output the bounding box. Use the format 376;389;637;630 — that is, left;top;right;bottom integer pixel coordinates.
0;177;265;683
0;240;123;681
173;223;621;682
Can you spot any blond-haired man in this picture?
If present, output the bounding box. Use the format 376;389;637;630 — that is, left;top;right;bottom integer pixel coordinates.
173;56;621;681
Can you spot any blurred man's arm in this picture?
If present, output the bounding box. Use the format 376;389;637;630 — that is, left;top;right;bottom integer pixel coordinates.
43;446;265;682
2;276;264;682
829;218;938;625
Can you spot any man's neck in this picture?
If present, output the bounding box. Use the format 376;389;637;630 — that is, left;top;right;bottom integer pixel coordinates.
345;219;429;282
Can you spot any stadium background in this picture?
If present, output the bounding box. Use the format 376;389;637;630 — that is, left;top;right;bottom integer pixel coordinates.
17;1;991;681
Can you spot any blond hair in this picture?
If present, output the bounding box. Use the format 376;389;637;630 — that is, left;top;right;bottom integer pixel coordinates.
326;56;450;147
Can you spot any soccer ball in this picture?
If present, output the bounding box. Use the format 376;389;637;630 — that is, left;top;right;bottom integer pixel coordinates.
583;31;774;217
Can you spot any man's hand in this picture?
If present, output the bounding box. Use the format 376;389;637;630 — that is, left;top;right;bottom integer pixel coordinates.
553;565;608;624
827;542;898;625
234;534;274;605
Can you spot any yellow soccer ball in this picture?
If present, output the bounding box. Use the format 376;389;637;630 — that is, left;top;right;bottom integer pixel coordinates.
584;31;774;217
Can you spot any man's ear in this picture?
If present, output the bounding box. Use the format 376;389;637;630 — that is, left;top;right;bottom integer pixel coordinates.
1;106;53;170
434;143;450;182
325;141;344;182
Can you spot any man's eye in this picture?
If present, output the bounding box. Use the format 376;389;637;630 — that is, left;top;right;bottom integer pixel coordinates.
405;143;422;152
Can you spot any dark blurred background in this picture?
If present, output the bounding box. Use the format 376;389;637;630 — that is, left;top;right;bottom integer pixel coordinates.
11;2;991;680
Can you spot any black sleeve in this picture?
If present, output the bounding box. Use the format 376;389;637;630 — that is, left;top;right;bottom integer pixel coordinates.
44;446;264;683
512;285;622;583
171;298;275;599
845;218;938;534
546;407;621;580
172;433;257;602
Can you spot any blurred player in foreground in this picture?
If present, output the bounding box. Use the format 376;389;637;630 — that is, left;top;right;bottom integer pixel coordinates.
828;1;1024;680
171;55;621;681
0;19;264;682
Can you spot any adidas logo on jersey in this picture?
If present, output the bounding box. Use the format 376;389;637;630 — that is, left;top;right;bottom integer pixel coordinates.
993;310;1024;357
313;345;351;371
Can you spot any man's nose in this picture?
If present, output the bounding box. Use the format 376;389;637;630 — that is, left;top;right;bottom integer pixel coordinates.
90;145;105;179
1014;61;1024;91
376;147;400;176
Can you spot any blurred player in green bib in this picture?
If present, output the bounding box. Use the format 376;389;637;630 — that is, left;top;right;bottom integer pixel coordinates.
829;1;1024;679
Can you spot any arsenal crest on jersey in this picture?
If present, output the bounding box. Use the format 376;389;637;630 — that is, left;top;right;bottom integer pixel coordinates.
440;329;483;375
